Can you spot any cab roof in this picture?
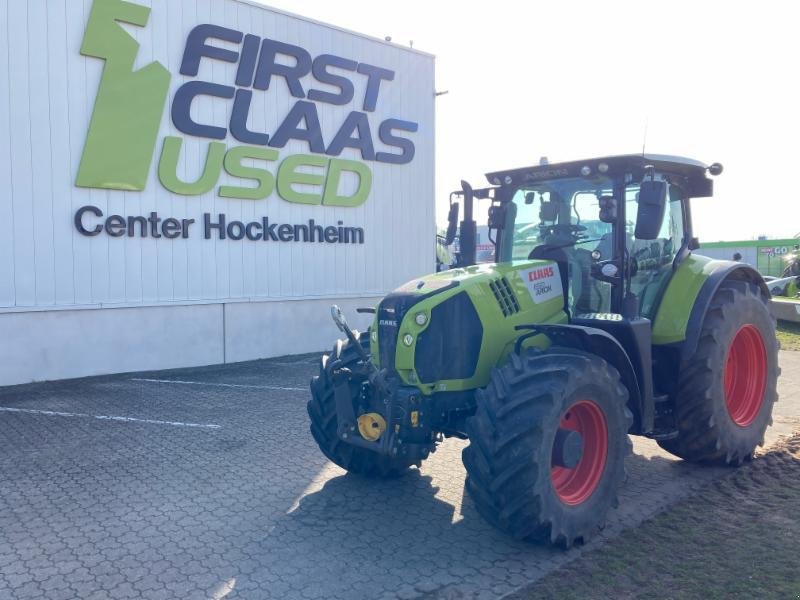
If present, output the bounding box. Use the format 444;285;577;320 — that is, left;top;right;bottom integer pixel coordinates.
485;154;718;197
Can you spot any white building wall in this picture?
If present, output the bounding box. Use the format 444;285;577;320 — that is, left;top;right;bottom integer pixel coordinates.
0;0;434;385
698;247;759;267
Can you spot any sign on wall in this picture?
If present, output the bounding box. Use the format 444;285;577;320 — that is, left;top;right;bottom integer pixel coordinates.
74;0;422;243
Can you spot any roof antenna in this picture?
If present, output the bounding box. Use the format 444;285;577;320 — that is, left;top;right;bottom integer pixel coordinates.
641;117;649;156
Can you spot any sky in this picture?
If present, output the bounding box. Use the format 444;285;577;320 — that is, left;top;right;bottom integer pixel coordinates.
259;0;800;242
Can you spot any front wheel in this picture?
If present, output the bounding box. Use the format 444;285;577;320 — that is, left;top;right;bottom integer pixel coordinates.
462;348;632;547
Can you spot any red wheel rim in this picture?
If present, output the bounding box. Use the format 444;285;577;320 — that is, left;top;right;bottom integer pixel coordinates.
551;400;608;505
724;324;767;427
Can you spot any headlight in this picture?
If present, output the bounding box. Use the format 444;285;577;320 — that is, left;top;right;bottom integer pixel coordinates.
415;312;427;326
403;333;414;346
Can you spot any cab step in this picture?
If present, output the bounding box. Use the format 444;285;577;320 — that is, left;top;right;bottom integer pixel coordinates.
648;428;680;441
648;394;679;440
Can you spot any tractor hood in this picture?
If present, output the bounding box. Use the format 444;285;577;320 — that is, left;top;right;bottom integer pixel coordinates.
371;260;569;393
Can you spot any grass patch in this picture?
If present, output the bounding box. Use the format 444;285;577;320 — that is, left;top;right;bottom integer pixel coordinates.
777;321;800;351
508;435;800;600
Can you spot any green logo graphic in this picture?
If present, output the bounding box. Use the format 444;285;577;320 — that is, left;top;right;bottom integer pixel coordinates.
76;0;170;191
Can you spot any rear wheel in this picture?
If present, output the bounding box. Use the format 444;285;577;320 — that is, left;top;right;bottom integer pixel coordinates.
462;348;632;547
658;281;779;464
308;333;414;477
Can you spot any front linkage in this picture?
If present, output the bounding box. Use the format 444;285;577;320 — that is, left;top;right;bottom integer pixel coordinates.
327;306;438;465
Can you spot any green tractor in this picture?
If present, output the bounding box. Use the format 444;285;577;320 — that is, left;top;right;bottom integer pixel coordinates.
307;155;779;547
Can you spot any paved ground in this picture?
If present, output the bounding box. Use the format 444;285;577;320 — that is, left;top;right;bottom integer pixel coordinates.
0;351;798;600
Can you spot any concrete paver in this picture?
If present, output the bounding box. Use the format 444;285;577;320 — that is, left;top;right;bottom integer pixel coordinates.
0;351;797;600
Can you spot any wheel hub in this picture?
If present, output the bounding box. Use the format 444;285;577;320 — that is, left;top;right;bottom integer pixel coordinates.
724;324;767;427
551;428;584;469
550;400;608;505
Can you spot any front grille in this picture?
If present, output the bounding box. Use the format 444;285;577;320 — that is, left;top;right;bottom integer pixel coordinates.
375;280;461;373
489;277;520;316
415;292;483;383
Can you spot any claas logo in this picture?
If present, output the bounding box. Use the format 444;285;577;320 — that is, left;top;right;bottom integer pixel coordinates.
528;266;555;282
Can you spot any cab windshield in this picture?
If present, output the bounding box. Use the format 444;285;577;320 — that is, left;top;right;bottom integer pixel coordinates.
506;173;685;317
510;175;616;261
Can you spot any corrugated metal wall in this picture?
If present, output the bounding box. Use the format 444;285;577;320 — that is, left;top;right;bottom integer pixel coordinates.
0;0;435;311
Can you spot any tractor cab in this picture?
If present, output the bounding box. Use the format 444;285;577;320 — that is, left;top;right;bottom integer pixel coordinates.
449;154;721;321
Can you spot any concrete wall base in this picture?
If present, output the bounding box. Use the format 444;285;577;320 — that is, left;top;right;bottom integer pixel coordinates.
0;298;376;386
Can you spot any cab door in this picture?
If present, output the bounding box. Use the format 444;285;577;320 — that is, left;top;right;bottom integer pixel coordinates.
625;182;687;318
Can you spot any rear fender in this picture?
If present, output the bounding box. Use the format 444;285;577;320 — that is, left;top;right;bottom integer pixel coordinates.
652;254;768;346
679;262;769;363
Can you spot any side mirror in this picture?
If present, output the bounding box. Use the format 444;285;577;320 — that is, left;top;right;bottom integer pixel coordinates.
525;191;536;205
539;201;558;222
487;205;506;230
444;202;459;245
598;196;617;223
635;181;667;240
